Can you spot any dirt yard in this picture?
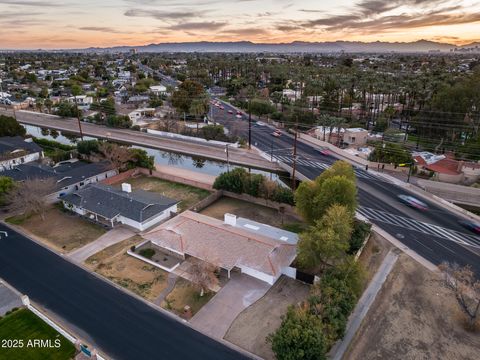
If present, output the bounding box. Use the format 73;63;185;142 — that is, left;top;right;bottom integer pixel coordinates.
224;276;310;360
118;176;210;212
344;254;480;360
200;197;304;230
161;278;214;317
85;236;168;301
358;232;393;286
6;206;106;253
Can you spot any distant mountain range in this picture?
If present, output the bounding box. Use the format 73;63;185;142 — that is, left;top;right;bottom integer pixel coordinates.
70;40;480;54
4;40;480;53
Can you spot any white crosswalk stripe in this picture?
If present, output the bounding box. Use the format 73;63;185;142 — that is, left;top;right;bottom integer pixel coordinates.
357;207;480;248
273;154;389;182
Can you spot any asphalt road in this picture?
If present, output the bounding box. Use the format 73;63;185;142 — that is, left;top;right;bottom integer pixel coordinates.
0;223;250;360
211;98;480;274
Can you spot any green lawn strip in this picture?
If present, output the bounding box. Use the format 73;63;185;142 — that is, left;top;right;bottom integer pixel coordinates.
0;308;76;360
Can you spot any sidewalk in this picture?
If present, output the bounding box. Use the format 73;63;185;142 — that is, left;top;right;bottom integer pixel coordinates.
329;249;400;360
68;226;136;263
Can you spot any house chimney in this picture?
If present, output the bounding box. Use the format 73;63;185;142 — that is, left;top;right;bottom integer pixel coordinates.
224;213;237;226
121;183;132;193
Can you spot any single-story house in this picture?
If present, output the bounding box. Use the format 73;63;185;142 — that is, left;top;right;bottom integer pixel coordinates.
128;108;156;125
2;160;117;200
62;183;178;231
67;95;93;110
0;136;43;171
149;85;167;96
414;152;480;184
142;211;298;285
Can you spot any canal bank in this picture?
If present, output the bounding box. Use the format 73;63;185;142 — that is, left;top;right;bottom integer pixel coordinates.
3;109;281;173
21;124;290;183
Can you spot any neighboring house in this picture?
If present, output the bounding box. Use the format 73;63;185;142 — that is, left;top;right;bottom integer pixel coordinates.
128;108;156;125
343;128;368;146
414;152;480;184
2;160;117;200
142;211;298;285
0;136;43;171
67;95;93;110
149;85;167;96
128;95;150;104
62;183;178;231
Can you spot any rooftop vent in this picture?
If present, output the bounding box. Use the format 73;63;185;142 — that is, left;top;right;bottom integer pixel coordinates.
224;213;237;226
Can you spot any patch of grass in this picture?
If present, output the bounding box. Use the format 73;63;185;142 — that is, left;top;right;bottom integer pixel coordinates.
8;206;106;253
121;176;211;212
5;214;30;225
162;278;214;316
139;248;155;259
0;308;76;360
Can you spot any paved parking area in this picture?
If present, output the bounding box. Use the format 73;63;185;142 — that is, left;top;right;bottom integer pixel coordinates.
190;273;270;339
0;283;22;316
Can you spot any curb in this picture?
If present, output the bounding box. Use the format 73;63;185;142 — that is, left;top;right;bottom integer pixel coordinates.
0;221;260;360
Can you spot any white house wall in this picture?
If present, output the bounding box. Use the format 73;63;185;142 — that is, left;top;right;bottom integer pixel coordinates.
240;265;277;285
0;152;41;172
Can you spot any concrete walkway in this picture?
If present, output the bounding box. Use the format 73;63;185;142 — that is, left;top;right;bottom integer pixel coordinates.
153;272;178;306
190;273;271;339
329;249;400;360
68;226;136;263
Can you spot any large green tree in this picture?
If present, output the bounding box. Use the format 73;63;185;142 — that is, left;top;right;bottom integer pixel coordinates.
295;161;357;224
268;306;327;360
297;204;353;271
0;116;26;137
171;79;207;115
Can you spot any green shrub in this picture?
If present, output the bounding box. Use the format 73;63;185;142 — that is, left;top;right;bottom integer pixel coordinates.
77;139;99;155
348;221;371;254
139;248;155;259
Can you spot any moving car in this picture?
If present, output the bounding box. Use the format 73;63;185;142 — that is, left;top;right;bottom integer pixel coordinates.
271;130;282;137
228;110;233;114
318;147;331;156
235;114;242;119
397;195;429;210
459;220;480;235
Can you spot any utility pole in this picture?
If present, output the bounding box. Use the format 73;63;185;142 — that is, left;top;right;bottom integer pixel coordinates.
248;98;252;150
291;117;298;190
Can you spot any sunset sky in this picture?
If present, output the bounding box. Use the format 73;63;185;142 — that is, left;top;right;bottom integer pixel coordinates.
1;0;480;49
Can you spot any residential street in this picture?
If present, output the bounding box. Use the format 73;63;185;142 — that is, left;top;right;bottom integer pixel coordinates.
0;223;250;360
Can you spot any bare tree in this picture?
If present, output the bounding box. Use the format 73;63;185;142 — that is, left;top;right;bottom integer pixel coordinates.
98;142;132;170
189;258;219;297
6;178;57;220
439;262;480;331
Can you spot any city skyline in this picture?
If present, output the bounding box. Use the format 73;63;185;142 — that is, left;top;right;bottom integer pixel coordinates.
1;0;480;49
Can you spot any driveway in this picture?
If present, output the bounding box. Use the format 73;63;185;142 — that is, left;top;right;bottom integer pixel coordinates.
190;273;271;339
68;226;136;262
0;282;22;316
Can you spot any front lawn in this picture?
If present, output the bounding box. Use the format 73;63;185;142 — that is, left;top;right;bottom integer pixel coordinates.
119;176;211;212
0;308;76;360
86;236;169;301
6;205;106;253
162;278;214;317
